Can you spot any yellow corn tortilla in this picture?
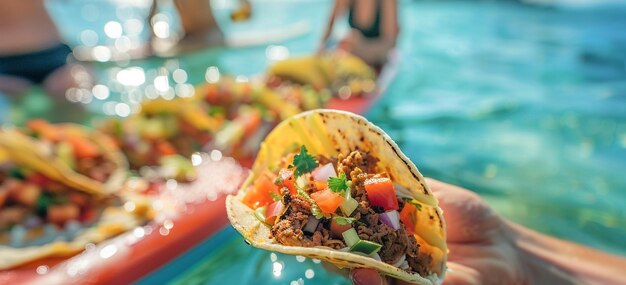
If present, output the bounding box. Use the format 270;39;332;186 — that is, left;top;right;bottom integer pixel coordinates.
140;98;223;133
268;56;330;89
226;110;447;284
0;124;128;196
268;51;375;90
0;124;154;269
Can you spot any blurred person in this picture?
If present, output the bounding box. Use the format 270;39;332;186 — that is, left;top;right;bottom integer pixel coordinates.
350;178;626;285
149;0;251;54
319;0;399;67
0;0;91;99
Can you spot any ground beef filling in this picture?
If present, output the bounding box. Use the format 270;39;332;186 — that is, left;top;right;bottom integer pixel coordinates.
271;189;346;249
76;155;117;183
270;150;433;276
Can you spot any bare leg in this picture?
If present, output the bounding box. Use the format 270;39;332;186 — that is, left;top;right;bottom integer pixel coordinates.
39;65;91;122
149;0;225;56
0;75;31;95
176;0;224;46
42;64;93;101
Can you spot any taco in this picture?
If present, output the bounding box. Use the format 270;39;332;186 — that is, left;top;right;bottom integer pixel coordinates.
227;110;447;284
267;51;377;98
0;122;147;269
99;98;220;181
0;120;128;195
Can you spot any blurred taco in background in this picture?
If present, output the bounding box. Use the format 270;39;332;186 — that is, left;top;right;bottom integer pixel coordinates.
99;98;221;181
267;56;330;90
195;76;301;120
226;110;447;284
0;122;148;269
195;78;300;158
267;51;377;98
0;120;128;195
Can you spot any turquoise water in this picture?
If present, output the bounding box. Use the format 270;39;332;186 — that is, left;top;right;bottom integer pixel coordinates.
373;1;626;251
372;0;626;256
2;0;625;284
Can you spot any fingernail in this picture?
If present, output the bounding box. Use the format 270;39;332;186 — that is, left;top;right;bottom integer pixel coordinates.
351;269;383;285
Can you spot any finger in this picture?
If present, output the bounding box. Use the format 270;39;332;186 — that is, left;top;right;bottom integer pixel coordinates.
425;178;498;243
350;268;387;285
442;262;481;285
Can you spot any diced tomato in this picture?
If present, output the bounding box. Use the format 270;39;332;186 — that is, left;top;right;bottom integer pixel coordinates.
47;204;80;226
242;172;279;209
69;192;90;207
266;75;282;89
330;219;352;238
276;169;296;194
10;183;41;207
202;84;221;104
314;181;328;192
2;179;21;192
27;119;61;142
238;111;262;137
80;207;98;224
400;203;417;234
68;136;100;158
27;173;53;187
264;200;285;225
156;140;177;156
310;188;345;214
140;181;163;196
41;180;67;194
364;177;399;211
0;207;27;227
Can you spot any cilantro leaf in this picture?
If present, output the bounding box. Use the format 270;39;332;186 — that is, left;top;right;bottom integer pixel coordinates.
332;215;356;225
293;145;318;177
328;173;349;193
269;192;282;202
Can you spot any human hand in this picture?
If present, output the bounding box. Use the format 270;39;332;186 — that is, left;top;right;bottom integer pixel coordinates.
350;178;527;285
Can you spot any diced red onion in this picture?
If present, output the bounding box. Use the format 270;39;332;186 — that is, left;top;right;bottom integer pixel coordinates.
278;168;293;182
312;163;337;181
370;253;382;262
266;201;285;220
304;216;320;233
379;210;400;230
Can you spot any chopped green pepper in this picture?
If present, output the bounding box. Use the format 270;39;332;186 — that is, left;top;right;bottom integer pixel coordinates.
342;228;383;255
340;196;358;216
254;206;267;223
350;240;382;255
